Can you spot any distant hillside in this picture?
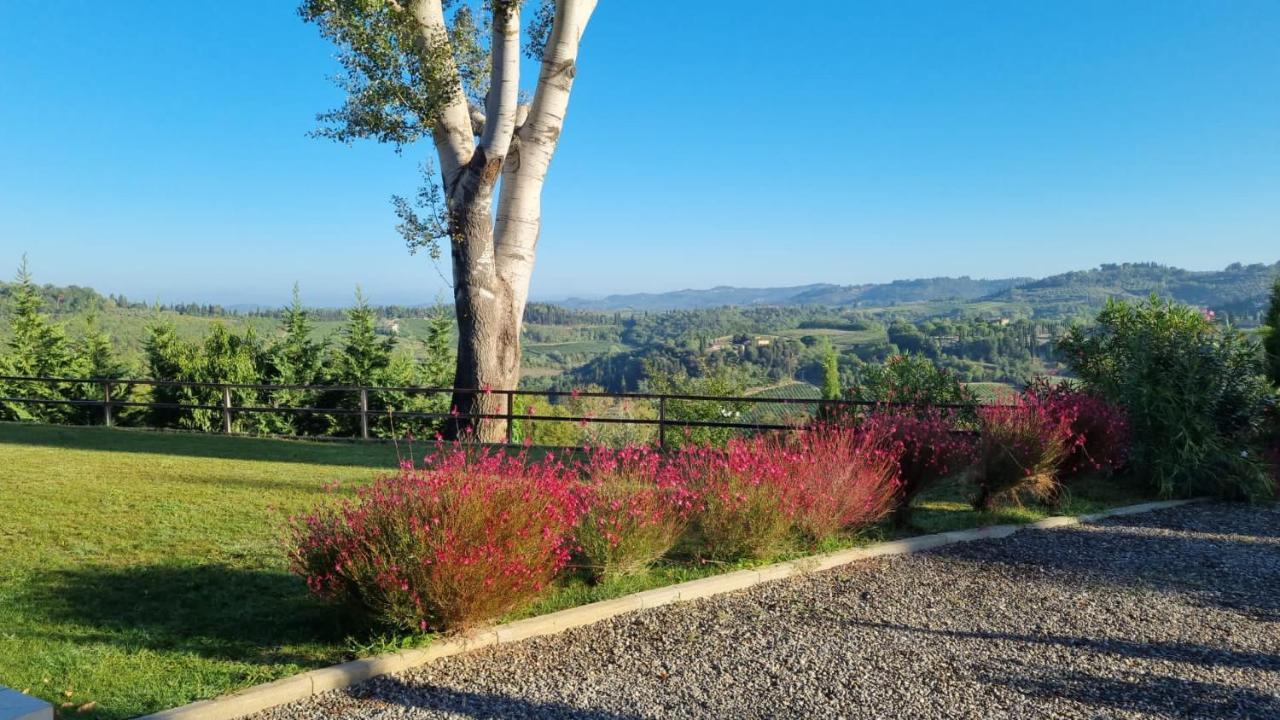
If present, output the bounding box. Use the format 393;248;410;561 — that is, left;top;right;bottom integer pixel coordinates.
561;276;1030;311
985;261;1280;315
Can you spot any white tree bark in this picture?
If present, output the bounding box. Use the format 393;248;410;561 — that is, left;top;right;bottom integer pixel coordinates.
429;0;597;441
495;0;597;316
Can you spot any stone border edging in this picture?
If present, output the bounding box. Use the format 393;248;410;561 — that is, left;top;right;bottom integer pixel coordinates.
136;497;1203;720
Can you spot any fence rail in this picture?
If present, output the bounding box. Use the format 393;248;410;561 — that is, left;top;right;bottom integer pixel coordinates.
0;375;980;447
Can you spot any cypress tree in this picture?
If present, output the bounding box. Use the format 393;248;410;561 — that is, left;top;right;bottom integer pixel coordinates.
1264;276;1280;387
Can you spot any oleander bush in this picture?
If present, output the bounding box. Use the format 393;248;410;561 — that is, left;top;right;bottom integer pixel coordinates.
573;445;694;580
972;398;1074;510
287;446;580;632
1060;297;1274;500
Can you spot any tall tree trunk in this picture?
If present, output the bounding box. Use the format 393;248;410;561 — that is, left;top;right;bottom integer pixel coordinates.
448;180;522;442
432;0;596;442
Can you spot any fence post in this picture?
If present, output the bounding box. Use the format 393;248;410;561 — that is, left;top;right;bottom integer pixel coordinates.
504;391;515;445
221;385;233;434
658;395;667;449
101;381;113;427
359;388;370;440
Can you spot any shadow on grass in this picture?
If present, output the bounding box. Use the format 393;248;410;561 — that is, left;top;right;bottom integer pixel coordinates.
361;677;646;720
0;421;407;468
23;563;359;666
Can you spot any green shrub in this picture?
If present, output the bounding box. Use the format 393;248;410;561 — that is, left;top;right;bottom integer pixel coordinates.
844;354;977;424
644;365;752;448
1059;297;1274;500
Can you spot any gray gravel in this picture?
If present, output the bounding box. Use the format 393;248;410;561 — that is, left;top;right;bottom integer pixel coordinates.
252;503;1280;719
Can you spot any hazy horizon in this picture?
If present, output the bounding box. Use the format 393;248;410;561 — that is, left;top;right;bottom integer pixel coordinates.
10;256;1277;310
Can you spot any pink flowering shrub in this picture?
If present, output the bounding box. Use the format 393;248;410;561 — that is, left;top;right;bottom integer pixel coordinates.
1027;379;1130;478
287;446;580;632
862;410;977;527
573;445;694;580
781;424;902;543
678;437;798;561
678;425;904;559
973;398;1074;510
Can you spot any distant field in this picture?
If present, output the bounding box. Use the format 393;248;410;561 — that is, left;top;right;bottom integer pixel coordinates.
742;382;821;425
746;381;823;400
964;382;1019;402
773;327;886;347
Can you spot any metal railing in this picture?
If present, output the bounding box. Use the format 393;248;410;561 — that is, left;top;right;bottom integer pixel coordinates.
0;375;980;447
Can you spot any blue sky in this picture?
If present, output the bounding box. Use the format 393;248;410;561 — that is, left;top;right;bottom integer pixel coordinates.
1;1;1278;307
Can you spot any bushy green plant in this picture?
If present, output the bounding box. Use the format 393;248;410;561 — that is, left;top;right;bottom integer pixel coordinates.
644;365;752;448
512;388;658;448
1059;297;1274;500
845;354;977;423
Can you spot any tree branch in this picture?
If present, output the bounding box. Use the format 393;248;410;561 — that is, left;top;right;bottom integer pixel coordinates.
409;0;476;185
493;0;597;309
478;1;521;159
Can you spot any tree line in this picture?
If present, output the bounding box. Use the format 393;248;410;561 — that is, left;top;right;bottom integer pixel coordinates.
0;261;454;438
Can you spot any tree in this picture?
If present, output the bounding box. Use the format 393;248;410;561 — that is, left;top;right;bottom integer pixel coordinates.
76;312;129;380
302;0;599;440
267;284;327;433
1264;275;1280;387
329;287;395;386
819;339;841;401
0;258;75;421
66;311;130;425
144;317;197;428
3;258;72;379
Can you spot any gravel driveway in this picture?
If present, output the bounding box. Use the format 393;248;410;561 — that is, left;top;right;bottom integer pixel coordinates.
252;503;1280;719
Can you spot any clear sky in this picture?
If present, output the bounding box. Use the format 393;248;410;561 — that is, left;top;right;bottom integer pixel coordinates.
1;1;1278;307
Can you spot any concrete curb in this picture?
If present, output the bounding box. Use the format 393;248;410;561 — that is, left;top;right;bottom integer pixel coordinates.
136;497;1205;720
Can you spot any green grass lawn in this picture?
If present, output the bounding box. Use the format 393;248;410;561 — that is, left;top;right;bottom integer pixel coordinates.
0;422;1150;719
0;424;404;719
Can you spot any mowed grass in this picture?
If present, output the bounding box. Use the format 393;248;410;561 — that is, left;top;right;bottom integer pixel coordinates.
0;423;1150;718
0;424;406;719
